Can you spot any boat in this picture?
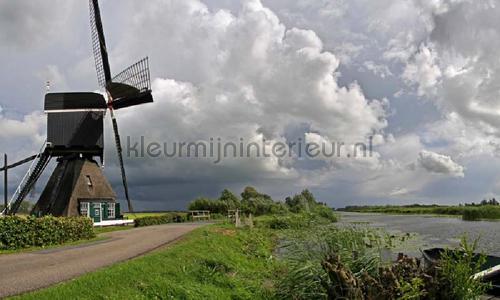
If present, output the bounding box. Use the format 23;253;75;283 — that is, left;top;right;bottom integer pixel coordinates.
422;248;500;296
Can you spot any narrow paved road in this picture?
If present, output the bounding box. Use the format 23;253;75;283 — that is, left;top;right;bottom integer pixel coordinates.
0;223;206;298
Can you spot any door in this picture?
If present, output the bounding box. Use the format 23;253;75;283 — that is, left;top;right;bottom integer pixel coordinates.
92;203;101;223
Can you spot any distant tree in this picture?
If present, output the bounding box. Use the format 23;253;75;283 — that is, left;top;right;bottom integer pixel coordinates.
300;189;317;207
481;199;488;206
188;197;228;214
219;189;240;209
241;186;260;200
241;186;271;201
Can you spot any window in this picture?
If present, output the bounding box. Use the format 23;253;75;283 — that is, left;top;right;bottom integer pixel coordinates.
108;203;115;219
86;175;93;187
80;202;89;217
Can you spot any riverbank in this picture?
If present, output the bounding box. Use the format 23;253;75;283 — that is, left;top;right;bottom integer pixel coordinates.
340;204;500;221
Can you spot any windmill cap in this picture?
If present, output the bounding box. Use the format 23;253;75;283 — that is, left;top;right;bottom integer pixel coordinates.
45;92;107;111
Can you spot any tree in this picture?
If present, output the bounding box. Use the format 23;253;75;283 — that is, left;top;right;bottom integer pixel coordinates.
286;194;308;213
219;189;240;209
301;189;316;204
241;186;271;201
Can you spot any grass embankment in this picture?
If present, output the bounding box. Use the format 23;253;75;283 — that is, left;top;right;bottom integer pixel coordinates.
342;204;500;221
13;224;277;300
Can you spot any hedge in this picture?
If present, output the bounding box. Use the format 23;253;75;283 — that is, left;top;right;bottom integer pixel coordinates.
0;216;95;250
134;213;188;227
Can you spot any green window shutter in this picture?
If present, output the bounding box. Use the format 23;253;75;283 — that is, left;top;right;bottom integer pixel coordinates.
103;202;109;220
116;203;121;218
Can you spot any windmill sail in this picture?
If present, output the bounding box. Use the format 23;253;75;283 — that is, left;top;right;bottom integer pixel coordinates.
88;0;154;213
108;57;153;109
89;0;112;88
111;116;133;212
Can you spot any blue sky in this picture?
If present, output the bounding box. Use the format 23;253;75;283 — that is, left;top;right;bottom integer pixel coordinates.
1;0;500;210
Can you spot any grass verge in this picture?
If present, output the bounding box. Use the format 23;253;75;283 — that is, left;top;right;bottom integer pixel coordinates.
12;224;277;300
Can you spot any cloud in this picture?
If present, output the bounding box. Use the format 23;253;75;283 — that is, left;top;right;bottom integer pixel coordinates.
0;1;76;49
396;1;500;135
402;45;441;96
389;187;409;196
417;150;464;177
102;0;387;189
3;0;500;209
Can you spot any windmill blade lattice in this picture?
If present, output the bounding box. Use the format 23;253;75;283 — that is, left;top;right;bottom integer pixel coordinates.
89;0;112;88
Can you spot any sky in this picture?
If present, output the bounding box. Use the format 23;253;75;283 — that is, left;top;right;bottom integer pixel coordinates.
1;0;500;210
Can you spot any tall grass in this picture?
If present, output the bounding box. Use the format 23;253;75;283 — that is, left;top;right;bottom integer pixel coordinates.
462;206;500;221
435;236;490;299
275;226;387;299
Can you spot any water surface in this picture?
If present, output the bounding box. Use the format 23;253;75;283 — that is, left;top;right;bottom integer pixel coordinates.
338;212;500;256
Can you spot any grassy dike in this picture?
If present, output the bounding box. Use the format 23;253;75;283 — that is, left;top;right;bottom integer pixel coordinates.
12;224;279;300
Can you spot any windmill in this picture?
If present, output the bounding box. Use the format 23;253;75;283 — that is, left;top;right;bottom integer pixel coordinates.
1;0;153;219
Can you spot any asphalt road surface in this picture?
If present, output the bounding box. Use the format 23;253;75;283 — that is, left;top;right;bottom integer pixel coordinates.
0;223;205;298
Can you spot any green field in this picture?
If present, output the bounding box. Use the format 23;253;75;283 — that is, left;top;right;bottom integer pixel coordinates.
341;204;500;220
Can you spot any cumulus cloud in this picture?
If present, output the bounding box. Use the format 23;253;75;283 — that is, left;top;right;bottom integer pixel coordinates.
395;1;500;135
402;45;441;96
417;150;464;177
101;0;388;190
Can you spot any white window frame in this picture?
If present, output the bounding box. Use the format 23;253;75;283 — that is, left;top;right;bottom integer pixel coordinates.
80;202;90;217
107;203;115;219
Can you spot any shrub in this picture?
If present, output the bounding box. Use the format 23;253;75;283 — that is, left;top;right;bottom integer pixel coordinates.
435;237;489;299
314;205;338;222
188;198;228;214
134;213;187;227
256;213;320;230
0;216;95;250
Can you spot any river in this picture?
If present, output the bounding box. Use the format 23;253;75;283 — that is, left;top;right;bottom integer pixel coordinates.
338;212;500;256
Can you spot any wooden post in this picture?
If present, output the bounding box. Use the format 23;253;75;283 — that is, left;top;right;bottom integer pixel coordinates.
3;154;7;210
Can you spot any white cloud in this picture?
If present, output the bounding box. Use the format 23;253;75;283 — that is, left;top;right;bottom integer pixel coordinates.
389;187;409;197
402;45;441;96
104;0;388;186
417;150;464;177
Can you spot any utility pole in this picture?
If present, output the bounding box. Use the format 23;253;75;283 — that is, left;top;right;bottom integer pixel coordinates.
4;154;7;210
